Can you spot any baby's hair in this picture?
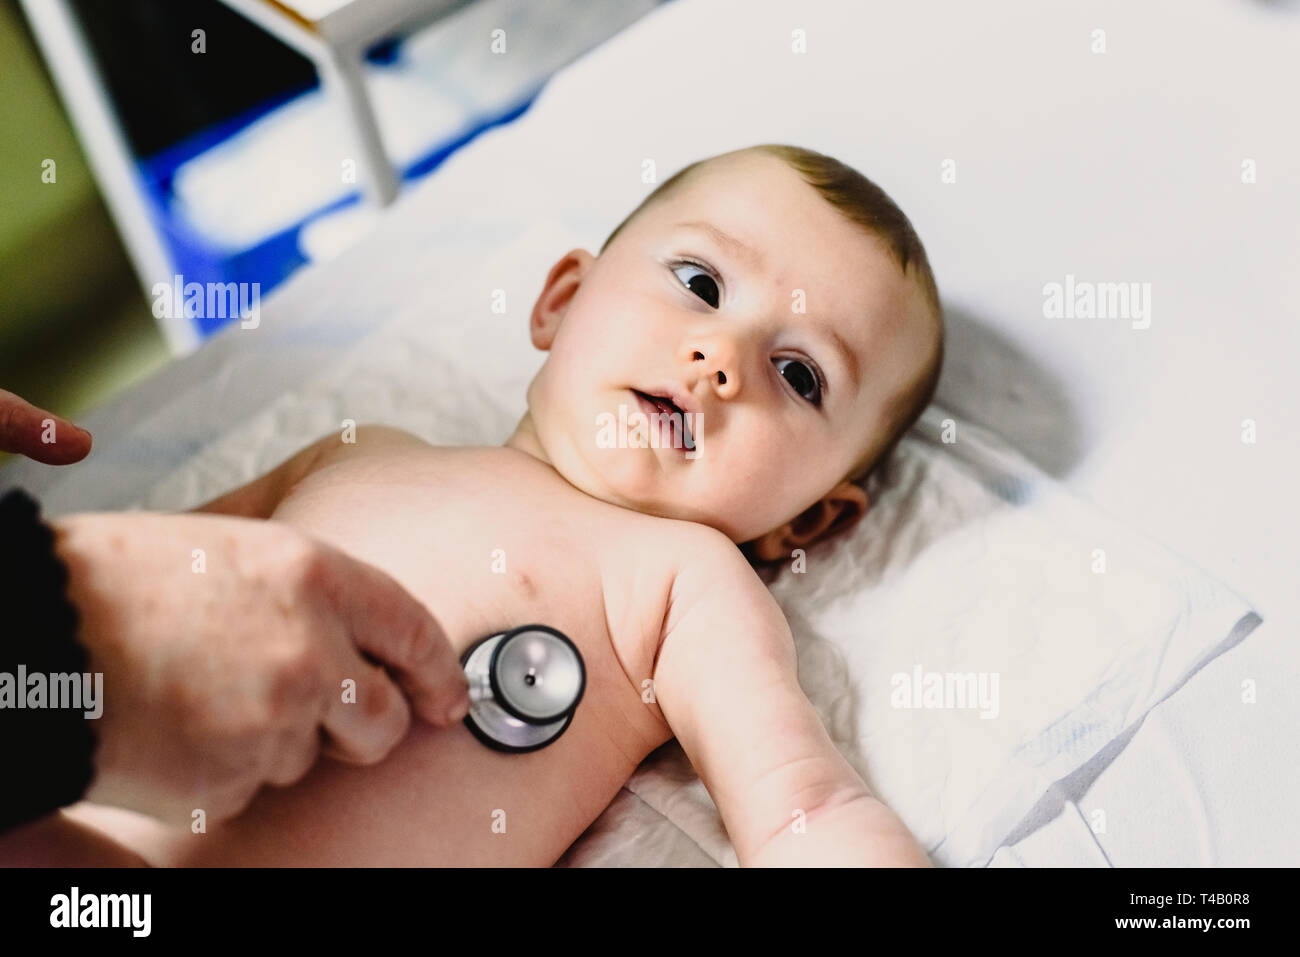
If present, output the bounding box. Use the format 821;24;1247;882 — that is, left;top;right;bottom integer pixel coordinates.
599;144;944;493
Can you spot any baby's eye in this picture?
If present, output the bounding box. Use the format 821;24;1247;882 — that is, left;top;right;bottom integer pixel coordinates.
671;261;720;308
773;357;823;405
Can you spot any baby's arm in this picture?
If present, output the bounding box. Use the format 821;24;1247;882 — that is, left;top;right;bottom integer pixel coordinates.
652;528;931;867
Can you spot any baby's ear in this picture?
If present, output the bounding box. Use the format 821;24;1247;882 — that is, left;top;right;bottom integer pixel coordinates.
748;481;869;562
529;249;594;349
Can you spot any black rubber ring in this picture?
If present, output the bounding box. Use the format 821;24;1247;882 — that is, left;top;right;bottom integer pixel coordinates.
486;624;586;725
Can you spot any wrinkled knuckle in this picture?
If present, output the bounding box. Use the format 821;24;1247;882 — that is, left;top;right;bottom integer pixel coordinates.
229;701;277;746
255;527;319;591
282;536;326;590
276;628;319;672
393;613;434;668
165;676;221;742
268;648;325;716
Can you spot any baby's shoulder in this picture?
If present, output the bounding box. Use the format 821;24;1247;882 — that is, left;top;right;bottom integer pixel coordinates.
339;424;432;453
305;424;437;470
619;519;760;636
614;516;740;580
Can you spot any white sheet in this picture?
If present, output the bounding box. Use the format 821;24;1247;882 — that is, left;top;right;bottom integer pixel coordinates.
987;615;1297;867
4;0;1296;866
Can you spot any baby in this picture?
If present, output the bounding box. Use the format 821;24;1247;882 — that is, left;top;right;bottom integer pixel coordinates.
69;144;944;866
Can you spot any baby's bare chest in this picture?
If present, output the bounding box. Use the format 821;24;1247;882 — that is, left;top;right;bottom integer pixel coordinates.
270;444;675;747
74;444;688;866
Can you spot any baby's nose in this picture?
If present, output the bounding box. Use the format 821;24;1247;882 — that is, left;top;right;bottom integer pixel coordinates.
686;341;741;399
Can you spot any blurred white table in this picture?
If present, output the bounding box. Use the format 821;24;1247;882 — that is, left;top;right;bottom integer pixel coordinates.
215;0;477;205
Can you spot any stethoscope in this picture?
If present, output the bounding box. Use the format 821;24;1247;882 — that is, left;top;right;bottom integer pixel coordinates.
458;624;586;753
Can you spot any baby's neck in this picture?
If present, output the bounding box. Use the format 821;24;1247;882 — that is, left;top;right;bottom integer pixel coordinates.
503;412;550;466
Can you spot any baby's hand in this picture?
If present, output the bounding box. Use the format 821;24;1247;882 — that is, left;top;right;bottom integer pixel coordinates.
53;512;470;825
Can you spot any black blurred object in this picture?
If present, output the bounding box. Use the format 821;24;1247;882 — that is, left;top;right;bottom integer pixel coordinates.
68;0;318;158
0;488;98;834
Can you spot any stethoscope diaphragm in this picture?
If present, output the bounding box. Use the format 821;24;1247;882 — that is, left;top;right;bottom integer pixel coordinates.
459;624;586;753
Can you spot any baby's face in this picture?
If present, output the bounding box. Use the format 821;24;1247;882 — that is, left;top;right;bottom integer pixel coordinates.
516;152;934;544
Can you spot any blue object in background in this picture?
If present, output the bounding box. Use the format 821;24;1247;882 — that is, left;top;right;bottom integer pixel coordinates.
134;77;543;341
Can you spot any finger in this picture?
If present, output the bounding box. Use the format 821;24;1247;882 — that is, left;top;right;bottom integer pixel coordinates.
203;779;262;825
189;744;263;824
321;551;470;724
264;725;323;786
0;388;92;464
320;660;412;765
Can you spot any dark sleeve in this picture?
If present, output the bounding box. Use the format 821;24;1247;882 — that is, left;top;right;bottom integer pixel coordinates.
0;488;100;833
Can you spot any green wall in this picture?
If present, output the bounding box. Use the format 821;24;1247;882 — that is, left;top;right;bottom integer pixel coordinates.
0;0;141;360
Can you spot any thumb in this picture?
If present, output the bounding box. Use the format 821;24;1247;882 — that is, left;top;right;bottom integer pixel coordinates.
323;548;469;724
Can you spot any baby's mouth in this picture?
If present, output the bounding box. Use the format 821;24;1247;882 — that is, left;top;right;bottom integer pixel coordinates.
631;390;695;452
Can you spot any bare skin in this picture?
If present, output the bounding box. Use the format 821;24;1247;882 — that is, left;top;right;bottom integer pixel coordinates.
66;434;687;866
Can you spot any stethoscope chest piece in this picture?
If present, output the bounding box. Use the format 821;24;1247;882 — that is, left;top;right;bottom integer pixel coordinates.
460;624;586;753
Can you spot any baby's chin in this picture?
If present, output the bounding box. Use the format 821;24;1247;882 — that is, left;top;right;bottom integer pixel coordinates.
550;443;748;539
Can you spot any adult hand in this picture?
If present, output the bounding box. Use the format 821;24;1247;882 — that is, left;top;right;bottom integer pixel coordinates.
49;510;471;826
0;388;92;464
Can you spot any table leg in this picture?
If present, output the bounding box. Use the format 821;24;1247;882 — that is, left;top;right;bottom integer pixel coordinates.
317;45;400;207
